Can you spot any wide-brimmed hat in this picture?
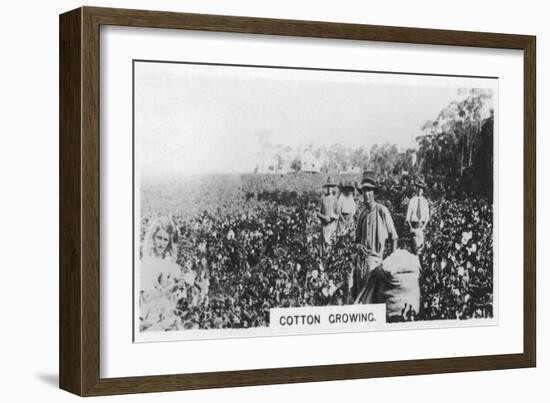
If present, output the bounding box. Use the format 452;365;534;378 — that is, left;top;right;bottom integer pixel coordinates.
414;177;426;188
340;180;356;192
357;170;378;191
322;176;337;188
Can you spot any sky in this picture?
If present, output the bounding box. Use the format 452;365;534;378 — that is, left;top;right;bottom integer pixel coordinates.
134;61;495;177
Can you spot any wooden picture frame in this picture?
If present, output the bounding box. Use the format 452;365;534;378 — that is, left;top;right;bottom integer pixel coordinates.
59;6;536;396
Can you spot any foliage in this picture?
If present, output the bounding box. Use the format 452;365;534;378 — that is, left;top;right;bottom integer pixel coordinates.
416;89;494;197
140;172;493;330
252;88;494;198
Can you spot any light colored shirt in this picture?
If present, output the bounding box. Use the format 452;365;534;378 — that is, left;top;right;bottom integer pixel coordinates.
355;202;398;257
140;256;180;296
139;256;181;328
406;195;430;223
319;194;338;224
337;194;356;217
336;194;356;236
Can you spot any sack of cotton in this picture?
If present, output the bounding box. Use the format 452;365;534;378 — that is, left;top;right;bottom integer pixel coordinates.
355;249;421;321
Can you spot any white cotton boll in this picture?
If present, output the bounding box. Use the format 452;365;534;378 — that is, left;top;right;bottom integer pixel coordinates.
184;260;193;271
381;249;420;275
461;231;473;244
328;281;337;296
182;269;196;286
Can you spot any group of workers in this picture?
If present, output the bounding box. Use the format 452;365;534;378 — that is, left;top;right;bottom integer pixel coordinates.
318;170;430;302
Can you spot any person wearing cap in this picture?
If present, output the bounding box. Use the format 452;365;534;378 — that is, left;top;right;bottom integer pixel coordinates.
336;180;357;237
406;177;430;254
317;176;339;256
350;171;398;302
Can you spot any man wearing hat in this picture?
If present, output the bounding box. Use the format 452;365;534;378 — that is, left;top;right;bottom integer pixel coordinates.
406;177;430;254
336;180;357;237
317;176;339;256
350;171;398;302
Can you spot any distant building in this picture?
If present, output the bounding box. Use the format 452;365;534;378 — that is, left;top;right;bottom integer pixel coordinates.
255;151;292;175
255;152;280;174
301;150;321;173
279;162;291;175
342;166;361;174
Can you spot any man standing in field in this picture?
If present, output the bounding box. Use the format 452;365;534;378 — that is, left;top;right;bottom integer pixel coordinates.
317;177;339;256
406;177;429;254
336;180;357;237
350;171;398;302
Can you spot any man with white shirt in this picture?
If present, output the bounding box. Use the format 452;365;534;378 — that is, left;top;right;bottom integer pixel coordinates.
317;176;339;256
336;180;357;237
406;177;430;254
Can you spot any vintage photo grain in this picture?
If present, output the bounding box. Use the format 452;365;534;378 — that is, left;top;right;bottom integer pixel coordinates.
133;60;497;342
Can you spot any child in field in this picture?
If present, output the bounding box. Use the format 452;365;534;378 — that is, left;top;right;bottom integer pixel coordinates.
139;217;182;331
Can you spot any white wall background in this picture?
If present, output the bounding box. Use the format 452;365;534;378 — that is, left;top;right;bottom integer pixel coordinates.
0;0;545;401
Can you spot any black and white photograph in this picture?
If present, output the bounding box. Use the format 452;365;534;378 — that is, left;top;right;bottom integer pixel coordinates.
133;60;497;342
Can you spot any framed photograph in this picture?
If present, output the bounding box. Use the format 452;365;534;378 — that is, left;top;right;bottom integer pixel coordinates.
59;6;536;396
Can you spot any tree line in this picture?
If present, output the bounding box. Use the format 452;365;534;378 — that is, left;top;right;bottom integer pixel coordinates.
256;88;494;197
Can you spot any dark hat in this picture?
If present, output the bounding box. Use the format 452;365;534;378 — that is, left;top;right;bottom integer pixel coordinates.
414;177;426;188
357;170;378;191
340;180;356;192
323;176;337;188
